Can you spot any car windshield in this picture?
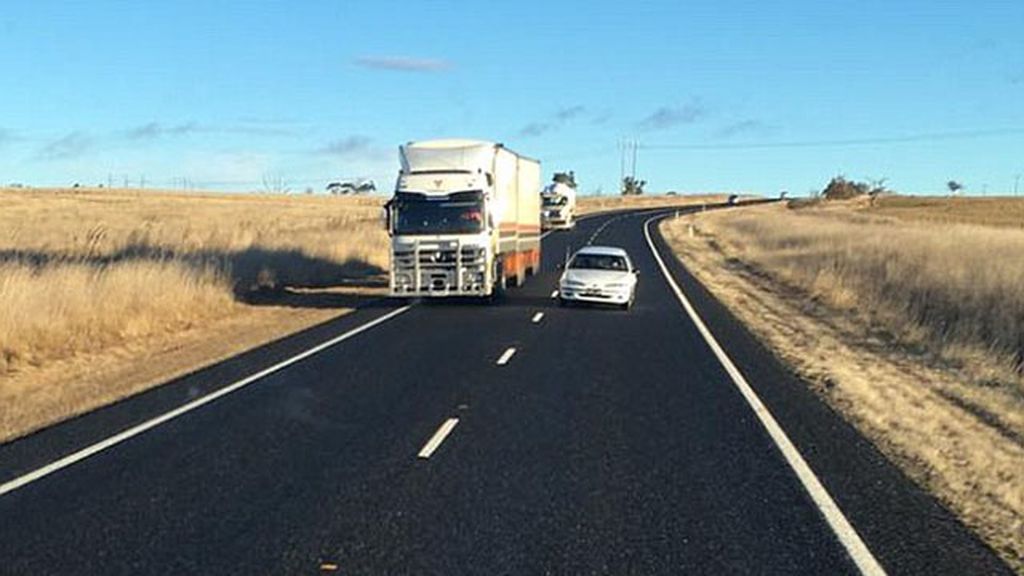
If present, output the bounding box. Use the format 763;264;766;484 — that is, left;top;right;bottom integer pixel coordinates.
393;191;484;235
570;254;628;271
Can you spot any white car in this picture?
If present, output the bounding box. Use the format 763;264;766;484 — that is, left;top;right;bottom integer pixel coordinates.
558;246;638;310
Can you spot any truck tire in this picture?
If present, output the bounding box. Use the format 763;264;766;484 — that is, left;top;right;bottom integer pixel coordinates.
490;259;507;301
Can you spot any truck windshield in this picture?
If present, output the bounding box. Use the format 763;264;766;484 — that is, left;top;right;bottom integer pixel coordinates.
542;195;567;207
393;191;485;235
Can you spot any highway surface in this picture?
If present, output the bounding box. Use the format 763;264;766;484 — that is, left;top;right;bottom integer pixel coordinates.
0;207;1012;575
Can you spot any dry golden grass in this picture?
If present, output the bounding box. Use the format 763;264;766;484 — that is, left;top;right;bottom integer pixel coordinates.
0;260;235;373
865;195;1024;228
577;193;731;214
662;201;1024;571
0;187;388;440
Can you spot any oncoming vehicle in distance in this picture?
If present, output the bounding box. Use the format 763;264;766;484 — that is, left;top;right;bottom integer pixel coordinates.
541;172;577;230
558;246;639;310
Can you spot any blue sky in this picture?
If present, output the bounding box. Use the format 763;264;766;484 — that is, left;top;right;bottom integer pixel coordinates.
1;0;1022;196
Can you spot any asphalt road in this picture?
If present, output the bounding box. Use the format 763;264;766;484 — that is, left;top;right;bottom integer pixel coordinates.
0;208;1012;575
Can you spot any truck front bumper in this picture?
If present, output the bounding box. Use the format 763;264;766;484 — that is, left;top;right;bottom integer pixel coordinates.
391;239;490;297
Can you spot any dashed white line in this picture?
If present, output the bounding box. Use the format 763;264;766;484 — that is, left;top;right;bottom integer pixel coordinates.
550;290;559;299
417;418;459;459
0;304;414;497
586;214;625;246
642;214;886;576
531;312;544;324
496;347;517;365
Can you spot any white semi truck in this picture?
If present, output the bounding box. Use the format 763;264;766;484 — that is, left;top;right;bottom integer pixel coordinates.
384;139;541;298
541;180;577;230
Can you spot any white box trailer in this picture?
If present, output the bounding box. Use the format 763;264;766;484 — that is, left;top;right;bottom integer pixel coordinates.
385;139;541;297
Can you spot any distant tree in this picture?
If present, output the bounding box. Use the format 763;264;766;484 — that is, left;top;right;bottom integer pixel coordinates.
947;180;964;195
261;174;290;194
865;177;891;206
621;176;646;195
326;179;376;195
822;176;868;200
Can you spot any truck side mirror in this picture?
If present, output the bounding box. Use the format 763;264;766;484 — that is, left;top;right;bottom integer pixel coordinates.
381;203;392;235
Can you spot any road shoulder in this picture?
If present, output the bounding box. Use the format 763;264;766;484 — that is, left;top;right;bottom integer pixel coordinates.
0;286;384;444
652;213;1017;574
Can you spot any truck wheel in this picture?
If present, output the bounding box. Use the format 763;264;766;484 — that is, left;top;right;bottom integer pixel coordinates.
491;259;507;301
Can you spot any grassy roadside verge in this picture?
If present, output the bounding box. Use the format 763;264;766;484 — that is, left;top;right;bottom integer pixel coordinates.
661;201;1023;572
1;188;388;443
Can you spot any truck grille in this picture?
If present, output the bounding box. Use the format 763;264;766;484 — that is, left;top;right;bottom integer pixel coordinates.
392;241;486;295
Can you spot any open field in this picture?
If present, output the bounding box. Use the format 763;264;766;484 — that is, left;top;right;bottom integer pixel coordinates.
865;195;1024;228
576;193;732;214
0;187;388;441
662;199;1024;570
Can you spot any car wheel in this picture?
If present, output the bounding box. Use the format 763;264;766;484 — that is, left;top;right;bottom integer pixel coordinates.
621;290;635;311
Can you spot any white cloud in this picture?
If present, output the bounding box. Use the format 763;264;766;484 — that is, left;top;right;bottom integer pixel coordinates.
354;56;452;72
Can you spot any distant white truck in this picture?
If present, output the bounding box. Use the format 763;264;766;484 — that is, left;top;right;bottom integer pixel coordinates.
541;178;577;230
384;139;541;298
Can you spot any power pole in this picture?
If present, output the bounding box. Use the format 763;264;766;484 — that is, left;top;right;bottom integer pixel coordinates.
1015;173;1021;196
619;139;626;186
626;137;634;179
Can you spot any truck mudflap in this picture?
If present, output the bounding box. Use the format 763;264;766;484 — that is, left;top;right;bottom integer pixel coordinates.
502;248;541;286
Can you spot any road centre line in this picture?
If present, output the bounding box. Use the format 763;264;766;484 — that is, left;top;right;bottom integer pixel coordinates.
641;213;885;576
586;214;625;246
0;304;414;498
417;418;459;459
496;347;517;365
531;312;544;323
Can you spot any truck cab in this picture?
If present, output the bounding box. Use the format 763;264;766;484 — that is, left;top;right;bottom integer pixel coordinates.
541;180;577;230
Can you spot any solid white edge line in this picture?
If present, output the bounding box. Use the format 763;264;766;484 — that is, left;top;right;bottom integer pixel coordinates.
496;347;517;365
531;312;544;324
0;304;414;497
416;417;459;459
642;214;886;576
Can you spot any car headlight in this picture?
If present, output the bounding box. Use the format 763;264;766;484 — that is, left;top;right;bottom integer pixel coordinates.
562;280;585;288
605;283;626;289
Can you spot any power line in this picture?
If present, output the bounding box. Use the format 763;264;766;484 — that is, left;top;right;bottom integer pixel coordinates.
641;127;1024;151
